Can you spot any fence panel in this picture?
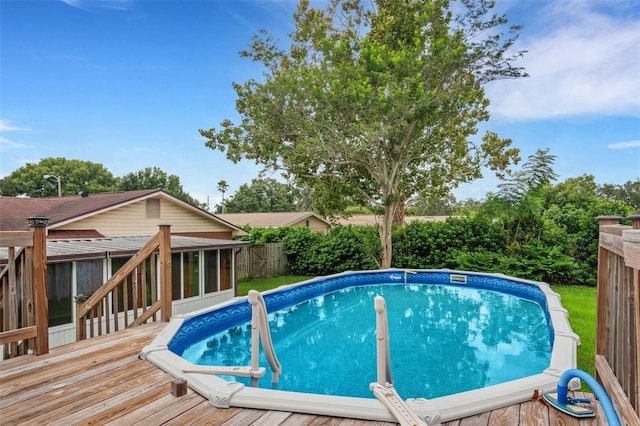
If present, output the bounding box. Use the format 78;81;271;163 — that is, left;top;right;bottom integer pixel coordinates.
237;243;288;280
596;215;640;424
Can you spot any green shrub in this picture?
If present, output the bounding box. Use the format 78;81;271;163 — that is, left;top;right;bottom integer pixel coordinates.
392;217;508;269
282;227;324;275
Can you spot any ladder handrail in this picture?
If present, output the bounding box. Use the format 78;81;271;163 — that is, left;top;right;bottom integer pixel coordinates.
371;295;434;426
374;296;393;385
248;290;282;385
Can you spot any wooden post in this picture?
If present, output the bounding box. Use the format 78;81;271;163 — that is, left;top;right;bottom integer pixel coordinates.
171;378;187;397
629;213;640;230
28;216;49;355
74;294;89;341
22;245;34;352
159;224;172;322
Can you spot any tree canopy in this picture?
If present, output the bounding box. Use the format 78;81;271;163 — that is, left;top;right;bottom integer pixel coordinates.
0;158;204;208
201;0;527;267
223;178;302;213
115;166;204;207
0;157;116;197
598;179;640;210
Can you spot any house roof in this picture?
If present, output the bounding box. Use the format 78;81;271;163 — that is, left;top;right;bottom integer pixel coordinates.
0;235;249;264
216;212;332;228
0;189;246;235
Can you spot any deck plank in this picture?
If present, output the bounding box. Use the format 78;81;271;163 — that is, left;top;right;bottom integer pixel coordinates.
0;322;608;426
35;369;168;425
519;399;549;426
0;353;149;411
459;410;491;425
0;360;157;423
104;390;204;426
250;410;295;425
487;404;520;425
0;335;150;398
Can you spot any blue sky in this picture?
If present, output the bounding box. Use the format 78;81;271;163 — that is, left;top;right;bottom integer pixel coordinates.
1;0;638;207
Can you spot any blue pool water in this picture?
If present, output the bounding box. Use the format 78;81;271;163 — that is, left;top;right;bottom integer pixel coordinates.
180;282;552;399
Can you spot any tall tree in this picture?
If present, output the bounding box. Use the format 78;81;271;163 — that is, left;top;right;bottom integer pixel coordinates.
483;148;558;245
0;157;116;197
598;179;640;210
116;166;205;208
217;180;229;213
201;0;526;268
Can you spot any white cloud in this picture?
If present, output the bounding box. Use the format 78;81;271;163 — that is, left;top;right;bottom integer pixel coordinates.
0;119;30;152
0;118;30;132
488;1;640;120
60;0;134;12
0;137;27;151
606;140;640;149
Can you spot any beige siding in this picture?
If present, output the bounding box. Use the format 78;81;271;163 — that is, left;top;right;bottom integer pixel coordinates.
293;216;330;234
58;199;231;236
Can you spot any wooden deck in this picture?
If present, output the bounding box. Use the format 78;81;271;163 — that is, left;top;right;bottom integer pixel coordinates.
0;323;608;425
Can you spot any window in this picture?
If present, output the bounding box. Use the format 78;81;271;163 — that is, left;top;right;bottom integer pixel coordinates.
76;259;103;297
171;251;201;300
47;262;72;326
204;250;218;293
171;253;181;301
182;251;200;298
146;199;160;219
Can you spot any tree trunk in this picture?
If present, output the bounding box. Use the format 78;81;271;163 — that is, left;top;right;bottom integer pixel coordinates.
393;200;405;226
380;200;401;269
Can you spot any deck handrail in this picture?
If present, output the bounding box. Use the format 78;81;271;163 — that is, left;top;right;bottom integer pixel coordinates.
75;224;172;341
596;214;640;424
0;218;49;358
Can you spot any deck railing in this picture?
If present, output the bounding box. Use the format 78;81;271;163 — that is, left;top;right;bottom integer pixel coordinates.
0;217;49;358
596;214;640;424
75;224;172;341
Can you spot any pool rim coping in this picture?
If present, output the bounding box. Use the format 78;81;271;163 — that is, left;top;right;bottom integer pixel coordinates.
140;268;580;423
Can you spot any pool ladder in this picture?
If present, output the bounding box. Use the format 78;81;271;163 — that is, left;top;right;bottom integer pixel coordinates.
181;290;282;387
370;296;441;426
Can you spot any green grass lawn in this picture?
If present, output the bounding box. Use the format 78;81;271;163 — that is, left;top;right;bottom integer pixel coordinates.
238;276;598;381
237;275;314;296
549;284;598;379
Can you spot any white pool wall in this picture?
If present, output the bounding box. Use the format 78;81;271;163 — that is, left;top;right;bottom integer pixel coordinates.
141;269;580;423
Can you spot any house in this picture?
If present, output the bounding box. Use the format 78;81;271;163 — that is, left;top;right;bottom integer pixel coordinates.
217;211;332;234
335;215;449;226
0;189;249;348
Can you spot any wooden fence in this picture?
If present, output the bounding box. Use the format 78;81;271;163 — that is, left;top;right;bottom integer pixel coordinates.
75;224;172;341
0;217;49;358
236;243;289;280
596;214;640;425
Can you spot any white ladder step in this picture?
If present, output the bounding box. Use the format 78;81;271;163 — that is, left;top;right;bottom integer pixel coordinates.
371;382;429;426
182;365;266;378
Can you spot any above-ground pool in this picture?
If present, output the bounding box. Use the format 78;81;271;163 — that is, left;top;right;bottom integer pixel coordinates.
141;269;580;423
